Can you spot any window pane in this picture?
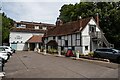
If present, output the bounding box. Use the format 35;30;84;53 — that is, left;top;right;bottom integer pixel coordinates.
85;46;88;50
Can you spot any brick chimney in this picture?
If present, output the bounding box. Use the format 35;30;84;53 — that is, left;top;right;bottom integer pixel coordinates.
56;17;63;26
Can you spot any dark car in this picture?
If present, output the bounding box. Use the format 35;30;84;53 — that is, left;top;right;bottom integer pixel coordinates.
93;48;120;63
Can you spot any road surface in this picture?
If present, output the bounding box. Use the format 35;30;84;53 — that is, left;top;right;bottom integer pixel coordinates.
3;51;119;78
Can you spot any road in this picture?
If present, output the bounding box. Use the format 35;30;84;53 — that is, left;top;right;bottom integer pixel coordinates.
3;51;119;78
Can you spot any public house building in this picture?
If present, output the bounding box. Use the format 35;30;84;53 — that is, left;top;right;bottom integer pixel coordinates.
44;16;113;55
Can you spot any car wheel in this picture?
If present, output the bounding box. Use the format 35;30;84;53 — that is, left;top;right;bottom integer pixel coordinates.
13;50;15;53
94;54;100;58
7;54;10;60
109;59;115;63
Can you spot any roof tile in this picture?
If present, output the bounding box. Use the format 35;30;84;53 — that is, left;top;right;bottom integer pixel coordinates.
46;17;92;37
27;35;43;43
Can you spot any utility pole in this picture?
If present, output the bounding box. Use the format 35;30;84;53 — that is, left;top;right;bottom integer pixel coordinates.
0;8;2;46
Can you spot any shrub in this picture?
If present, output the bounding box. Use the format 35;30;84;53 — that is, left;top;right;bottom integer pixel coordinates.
61;50;66;55
79;53;84;56
40;47;44;52
88;52;94;57
47;48;57;54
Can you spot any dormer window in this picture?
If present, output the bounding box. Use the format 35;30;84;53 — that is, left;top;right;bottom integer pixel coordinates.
35;26;39;29
17;24;26;28
89;25;96;33
42;27;47;30
21;24;26;27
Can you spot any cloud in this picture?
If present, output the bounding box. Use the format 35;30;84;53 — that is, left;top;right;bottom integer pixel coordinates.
2;1;79;24
1;0;80;3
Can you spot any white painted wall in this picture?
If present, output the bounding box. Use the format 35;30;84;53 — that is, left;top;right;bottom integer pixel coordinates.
81;20;90;54
82;18;101;36
68;35;71;46
75;47;82;53
10;32;43;43
10;32;44;50
58;40;61;46
82;25;89;36
72;34;76;46
61;36;64;46
47;36;53;42
17;43;27;51
82;36;90;54
81;18;101;54
64;35;67;40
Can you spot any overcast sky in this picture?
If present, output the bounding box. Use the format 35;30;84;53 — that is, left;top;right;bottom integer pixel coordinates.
1;0;80;24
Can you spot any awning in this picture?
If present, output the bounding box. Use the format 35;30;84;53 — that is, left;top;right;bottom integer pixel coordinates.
27;35;43;43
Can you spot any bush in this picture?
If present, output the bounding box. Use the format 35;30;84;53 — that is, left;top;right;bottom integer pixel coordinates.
88;52;94;57
79;53;84;56
48;48;58;54
40;47;44;52
61;50;66;55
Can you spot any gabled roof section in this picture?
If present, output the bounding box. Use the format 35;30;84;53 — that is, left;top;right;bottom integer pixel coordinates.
27;35;43;43
46;17;92;37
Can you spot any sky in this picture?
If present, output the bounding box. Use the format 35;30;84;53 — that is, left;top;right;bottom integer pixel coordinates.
1;0;80;24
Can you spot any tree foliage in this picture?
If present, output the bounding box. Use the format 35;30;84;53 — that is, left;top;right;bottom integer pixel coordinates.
1;12;14;43
59;2;120;49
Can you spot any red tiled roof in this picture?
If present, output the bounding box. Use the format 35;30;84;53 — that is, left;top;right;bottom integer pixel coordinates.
11;28;45;33
46;17;92;37
27;35;43;43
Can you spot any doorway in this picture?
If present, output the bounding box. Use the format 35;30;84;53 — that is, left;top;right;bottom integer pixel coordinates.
30;43;35;51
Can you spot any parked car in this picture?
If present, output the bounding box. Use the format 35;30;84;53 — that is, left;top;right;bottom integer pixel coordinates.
93;48;120;63
11;47;16;53
0;46;14;55
0;47;10;60
0;48;9;62
7;46;16;53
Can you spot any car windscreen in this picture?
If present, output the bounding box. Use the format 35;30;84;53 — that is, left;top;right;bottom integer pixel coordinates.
112;49;120;53
96;49;107;51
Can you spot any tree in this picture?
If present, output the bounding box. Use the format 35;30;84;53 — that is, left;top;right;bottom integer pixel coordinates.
59;2;120;49
1;12;14;44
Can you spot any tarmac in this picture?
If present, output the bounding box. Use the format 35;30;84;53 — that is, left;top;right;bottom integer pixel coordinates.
1;51;119;79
